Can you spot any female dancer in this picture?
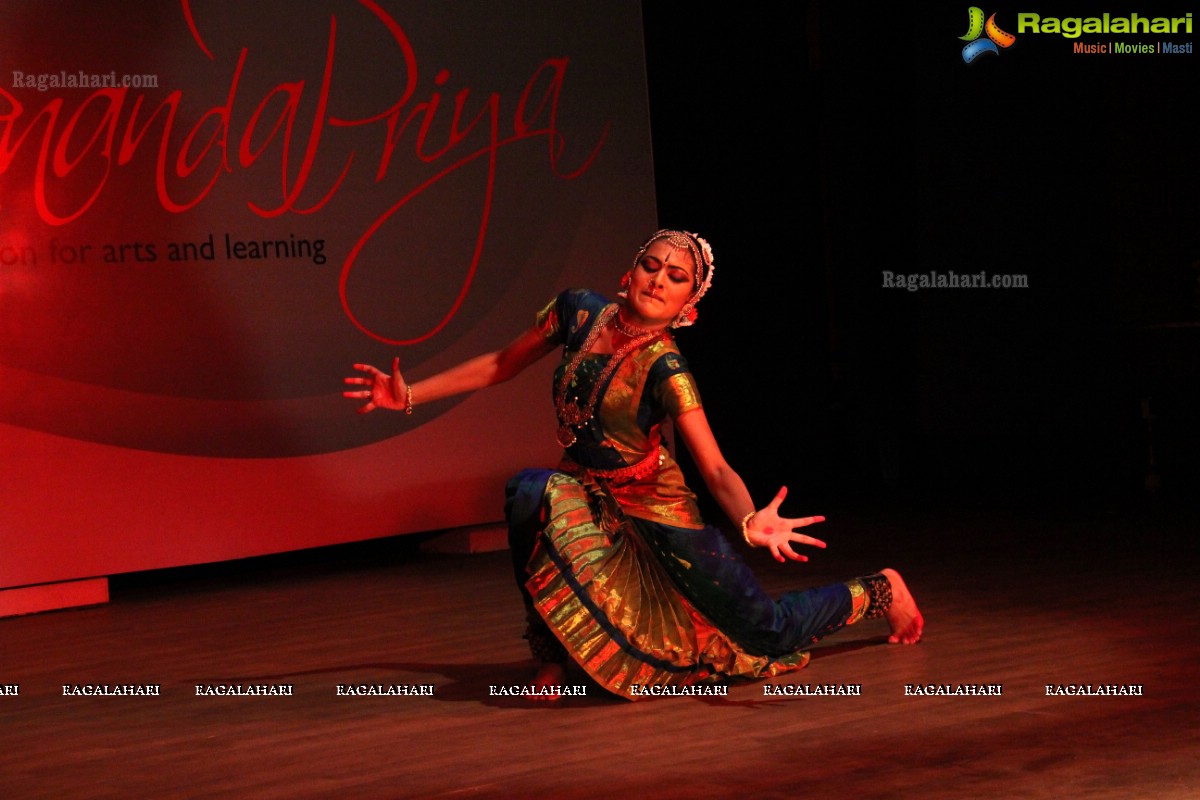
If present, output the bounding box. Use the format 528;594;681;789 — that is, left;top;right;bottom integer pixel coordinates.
344;230;922;699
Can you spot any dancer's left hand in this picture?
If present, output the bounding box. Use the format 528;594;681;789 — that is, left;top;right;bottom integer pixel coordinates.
745;486;826;564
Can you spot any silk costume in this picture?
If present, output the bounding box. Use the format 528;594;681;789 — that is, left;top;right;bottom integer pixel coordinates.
506;290;889;700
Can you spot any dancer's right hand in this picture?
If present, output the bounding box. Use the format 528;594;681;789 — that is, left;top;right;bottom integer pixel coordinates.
343;356;409;414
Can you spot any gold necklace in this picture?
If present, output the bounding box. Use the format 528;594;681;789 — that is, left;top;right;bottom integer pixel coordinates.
611;307;655;338
554;304;663;447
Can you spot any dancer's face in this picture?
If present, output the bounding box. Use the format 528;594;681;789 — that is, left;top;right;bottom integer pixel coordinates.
624;238;696;328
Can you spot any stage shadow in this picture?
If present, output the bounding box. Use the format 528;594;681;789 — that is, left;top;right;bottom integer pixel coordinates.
807;636;886;659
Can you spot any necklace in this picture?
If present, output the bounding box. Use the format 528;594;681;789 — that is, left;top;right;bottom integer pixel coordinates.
611;307;656;338
554;304;664;447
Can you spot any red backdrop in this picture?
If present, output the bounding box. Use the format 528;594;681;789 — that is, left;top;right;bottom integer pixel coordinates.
0;0;657;595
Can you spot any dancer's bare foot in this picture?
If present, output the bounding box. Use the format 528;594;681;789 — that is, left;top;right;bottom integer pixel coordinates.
529;661;567;703
880;568;923;644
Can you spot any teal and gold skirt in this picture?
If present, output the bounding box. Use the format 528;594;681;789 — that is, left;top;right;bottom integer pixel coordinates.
509;469;811;700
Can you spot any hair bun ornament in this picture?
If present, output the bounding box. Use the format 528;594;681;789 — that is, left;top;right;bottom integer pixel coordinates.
688;232;714;301
693;234;714;272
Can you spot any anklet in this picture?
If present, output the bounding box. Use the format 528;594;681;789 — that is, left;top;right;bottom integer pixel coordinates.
860;572;893;619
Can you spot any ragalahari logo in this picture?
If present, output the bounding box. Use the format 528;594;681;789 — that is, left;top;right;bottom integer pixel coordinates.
960;7;1016;62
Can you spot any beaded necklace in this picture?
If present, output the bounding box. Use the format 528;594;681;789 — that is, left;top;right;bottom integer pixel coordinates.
554;304;664;447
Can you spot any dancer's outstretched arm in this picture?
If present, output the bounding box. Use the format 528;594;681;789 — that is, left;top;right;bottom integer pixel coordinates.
674;407;826;564
343;327;556;413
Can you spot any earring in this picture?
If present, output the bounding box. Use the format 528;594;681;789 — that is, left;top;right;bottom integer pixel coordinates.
671;304;696;328
617;271;631;299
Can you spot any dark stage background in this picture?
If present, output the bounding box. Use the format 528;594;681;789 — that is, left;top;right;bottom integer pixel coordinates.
644;2;1199;528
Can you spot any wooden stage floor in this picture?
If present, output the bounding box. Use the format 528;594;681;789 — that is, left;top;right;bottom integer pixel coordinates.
1;497;1197;799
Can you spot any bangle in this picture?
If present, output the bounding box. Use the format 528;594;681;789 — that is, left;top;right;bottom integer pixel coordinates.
740;511;758;547
405;384;414;415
